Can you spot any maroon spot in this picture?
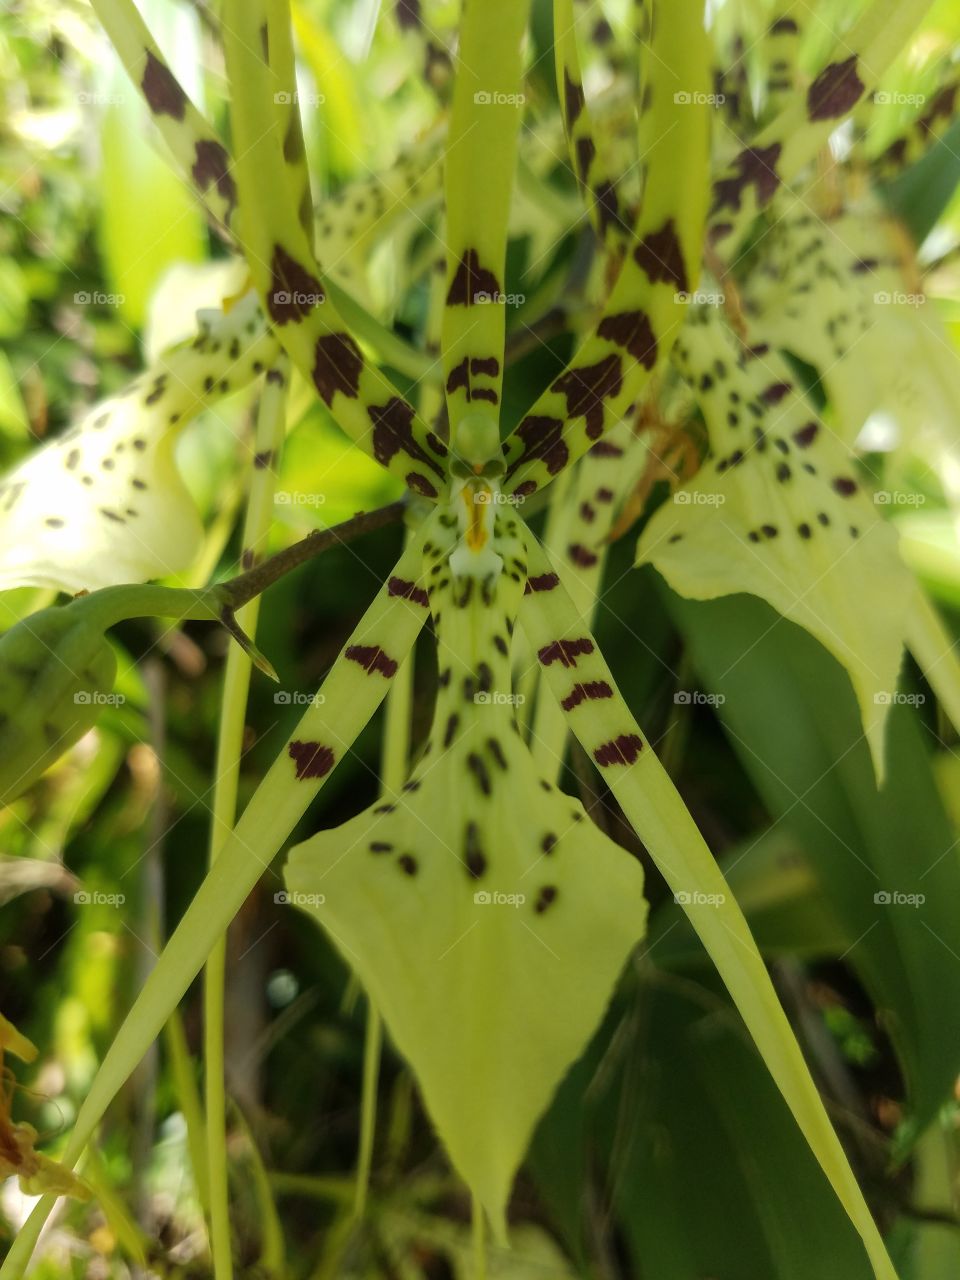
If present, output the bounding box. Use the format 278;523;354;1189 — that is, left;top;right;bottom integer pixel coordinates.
568;543;598;567
426;432;448;457
552;354;623;439
594;734;644;766
579;501;595;523
590;441;623;458
191;140;237;220
598;310;658;370
534;886;558;915
594;181;620;236
807;56;863;121
537;638;595;668
575;136;596;184
446;249;501;305
513;480;537;498
793;422;819;448
388;576;429;608
269;244;325;326
141;50;186;119
563;68;585;128
524;572;560;595
254;450;274;469
447;356;500;404
712;143;783;215
446;357;470;397
832;476;858;496
369;397;444;477
406;471;438;498
288;741;335;780
346;644;398;678
396;0;421;29
596;486;615;502
770;16;798;32
506;416;568;478
761;381;791;405
313;332;364;404
561;680;613;711
633;219;688;293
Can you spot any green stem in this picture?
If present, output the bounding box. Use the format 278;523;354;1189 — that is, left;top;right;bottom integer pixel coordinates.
472;1195;487;1280
203;360;289;1279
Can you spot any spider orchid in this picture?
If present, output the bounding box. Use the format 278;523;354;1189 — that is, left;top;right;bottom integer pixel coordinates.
4;2;951;1279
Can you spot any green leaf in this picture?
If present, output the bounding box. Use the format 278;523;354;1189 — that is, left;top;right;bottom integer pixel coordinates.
665;584;960;1134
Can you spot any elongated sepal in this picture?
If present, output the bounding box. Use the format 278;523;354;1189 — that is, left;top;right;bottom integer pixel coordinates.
519;528;899;1280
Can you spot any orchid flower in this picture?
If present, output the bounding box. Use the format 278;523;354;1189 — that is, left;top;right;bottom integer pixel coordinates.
5;3;953;1279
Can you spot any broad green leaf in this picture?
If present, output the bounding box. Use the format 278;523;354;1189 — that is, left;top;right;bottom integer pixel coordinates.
0;350;28;438
666;585;960;1134
286;512;646;1238
636;313;911;780
607;982;876;1280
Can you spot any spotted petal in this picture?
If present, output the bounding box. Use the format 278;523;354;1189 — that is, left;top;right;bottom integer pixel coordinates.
636;314;910;779
0;291;277;594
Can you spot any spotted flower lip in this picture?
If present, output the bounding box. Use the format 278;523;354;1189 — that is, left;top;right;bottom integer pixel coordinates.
285;510;647;1237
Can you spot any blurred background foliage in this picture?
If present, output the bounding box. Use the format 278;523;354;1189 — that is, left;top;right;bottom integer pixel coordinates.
1;0;960;1276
